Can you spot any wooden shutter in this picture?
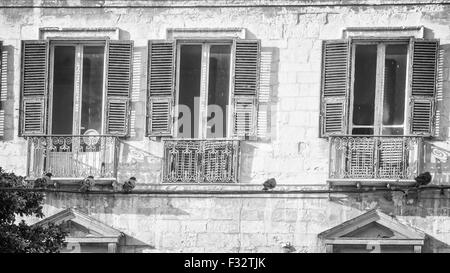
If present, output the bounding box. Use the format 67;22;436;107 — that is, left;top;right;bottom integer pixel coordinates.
319;40;350;137
20;40;49;136
232;40;260;138
105;40;133;136
409;39;439;136
147;40;175;136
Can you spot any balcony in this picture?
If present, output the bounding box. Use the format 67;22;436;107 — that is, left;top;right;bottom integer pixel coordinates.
328;135;423;186
26;135;119;182
163;139;240;183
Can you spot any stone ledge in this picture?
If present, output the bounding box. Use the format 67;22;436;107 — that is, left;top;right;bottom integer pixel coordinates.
135;183;329;192
1;0;450;8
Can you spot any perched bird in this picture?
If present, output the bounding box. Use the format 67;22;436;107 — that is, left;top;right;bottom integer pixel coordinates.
262;178;277;191
414;172;432;187
122;177;137;192
33;173;52;188
79;176;95;192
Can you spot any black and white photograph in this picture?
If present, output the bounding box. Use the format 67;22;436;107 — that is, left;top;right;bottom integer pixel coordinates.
0;0;449;263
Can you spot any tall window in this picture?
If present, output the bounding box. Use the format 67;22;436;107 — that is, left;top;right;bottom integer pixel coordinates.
147;39;260;139
20;39;132;137
322;37;439;181
351;42;408;135
176;42;232;139
50;42;105;135
320;38;438;138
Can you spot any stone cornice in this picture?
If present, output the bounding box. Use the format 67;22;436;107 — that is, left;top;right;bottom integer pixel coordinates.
1;0;450;8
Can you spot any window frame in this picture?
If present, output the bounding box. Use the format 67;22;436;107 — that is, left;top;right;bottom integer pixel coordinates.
174;38;235;139
48;39;107;135
348;37;412;136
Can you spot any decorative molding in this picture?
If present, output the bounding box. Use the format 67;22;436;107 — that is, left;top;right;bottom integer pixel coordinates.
39;27;121;40
166;28;246;39
34;208;122;239
318;209;425;246
343;26;425;39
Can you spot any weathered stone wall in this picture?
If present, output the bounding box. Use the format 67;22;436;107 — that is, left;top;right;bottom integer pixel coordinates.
3;1;450;184
3;0;450;253
20;190;449;253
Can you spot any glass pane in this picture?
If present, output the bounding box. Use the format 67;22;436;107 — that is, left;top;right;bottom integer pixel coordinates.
382;44;407;127
52;46;75;134
207;45;231;138
352;128;374;135
81;46;105;135
353;45;377;127
382;127;404;135
178;45;202;138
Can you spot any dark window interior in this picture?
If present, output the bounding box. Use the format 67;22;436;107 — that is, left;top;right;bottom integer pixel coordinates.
52;46;75;134
81;46;105;135
207;45;231;138
352;44;377;128
382;44;407;135
352;42;407;136
178;44;202;138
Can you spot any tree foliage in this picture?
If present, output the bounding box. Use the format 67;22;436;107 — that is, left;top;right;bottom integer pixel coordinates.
0;168;67;253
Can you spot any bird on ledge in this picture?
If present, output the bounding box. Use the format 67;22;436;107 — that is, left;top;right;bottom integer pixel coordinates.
79;176;95;192
414;172;432;187
262;178;277;191
33;173;52;188
122;177;137;193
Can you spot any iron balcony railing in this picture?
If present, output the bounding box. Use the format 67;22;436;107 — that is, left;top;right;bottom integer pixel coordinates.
328;135;423;181
163;139;240;183
26;135;119;180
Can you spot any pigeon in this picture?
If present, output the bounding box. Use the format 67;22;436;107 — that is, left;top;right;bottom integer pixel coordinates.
33;172;52;188
414;172;432;187
122;177;136;193
79;176;95;192
262;178;276;191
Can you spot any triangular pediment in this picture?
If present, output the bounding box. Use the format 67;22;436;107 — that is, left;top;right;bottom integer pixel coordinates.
34;208;122;241
319;209;425;245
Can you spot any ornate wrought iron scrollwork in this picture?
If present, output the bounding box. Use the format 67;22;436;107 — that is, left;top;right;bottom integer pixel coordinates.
329;135;422;181
163;139;240;183
26;135;119;179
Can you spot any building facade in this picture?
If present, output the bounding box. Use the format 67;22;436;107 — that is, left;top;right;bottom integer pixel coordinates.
1;0;450;252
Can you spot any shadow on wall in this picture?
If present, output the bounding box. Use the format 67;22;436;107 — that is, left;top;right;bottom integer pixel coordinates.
424;234;450;253
2;45;14;141
258;46;279;143
238;45;279;183
426;34;450;183
423;142;450;185
329;188;450;218
329;192;403;216
128;46;147;141
120;234;156;253
116;140;163;184
64;195;189;217
49;195;189;252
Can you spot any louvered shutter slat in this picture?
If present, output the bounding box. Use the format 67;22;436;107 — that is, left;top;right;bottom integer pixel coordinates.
23;98;45;134
0;109;4;138
410;39;439;136
320;40;350;137
232;40;260;138
233;96;257;137
106;99;128;134
20;40;49;135
105;40;133;136
147;40;175;136
149;98;172;134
